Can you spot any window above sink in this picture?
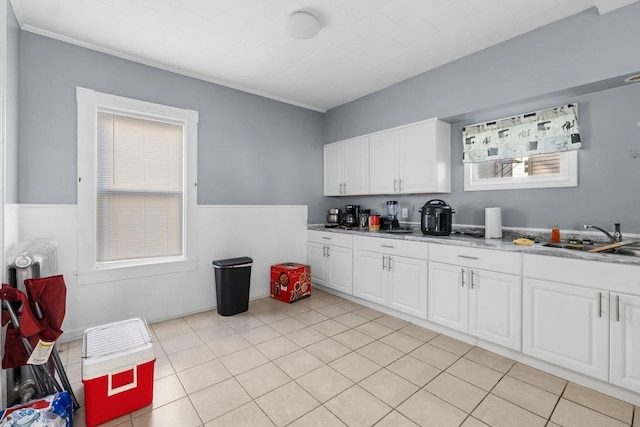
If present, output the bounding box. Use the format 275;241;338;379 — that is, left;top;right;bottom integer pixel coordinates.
464;150;577;191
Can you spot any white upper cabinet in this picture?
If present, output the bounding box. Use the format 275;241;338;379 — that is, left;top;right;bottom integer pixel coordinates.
323;136;369;196
324;118;450;196
370;119;451;194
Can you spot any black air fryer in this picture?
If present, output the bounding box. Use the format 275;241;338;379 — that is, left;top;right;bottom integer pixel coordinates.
420;199;455;236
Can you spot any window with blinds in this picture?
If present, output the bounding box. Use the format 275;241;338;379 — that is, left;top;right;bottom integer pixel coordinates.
96;111;185;263
477;152;562;179
77;87;198;284
464;151;577;191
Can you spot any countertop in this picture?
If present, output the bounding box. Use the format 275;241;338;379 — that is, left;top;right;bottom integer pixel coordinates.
308;225;640;266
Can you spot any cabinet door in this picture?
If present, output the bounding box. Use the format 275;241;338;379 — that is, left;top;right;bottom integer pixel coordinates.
610;292;640;393
326;245;353;295
354;250;387;305
397;121;436;193
523;278;609;380
369;131;398;194
469;269;521;350
323;143;343;196
343;136;369;195
307;242;327;286
388;256;428;319
428;262;468;332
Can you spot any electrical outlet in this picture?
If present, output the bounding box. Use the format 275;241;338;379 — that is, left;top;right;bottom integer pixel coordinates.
402;208;408;219
630;150;640;159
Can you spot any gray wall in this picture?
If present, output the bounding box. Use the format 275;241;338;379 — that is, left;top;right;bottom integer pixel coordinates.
15;3;640;231
5;0;18;203
18;32;327;221
324;4;640;234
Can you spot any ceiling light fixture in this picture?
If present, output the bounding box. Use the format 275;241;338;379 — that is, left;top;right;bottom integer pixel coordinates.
285;11;320;39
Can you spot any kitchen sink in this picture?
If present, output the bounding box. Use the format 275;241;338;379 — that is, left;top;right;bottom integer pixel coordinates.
541;242;597;251
541;242;640;257
614;247;640;257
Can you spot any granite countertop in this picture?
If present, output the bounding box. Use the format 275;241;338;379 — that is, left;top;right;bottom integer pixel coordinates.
308;224;640;266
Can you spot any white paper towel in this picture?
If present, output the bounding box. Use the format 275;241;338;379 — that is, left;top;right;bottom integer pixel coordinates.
485;207;502;239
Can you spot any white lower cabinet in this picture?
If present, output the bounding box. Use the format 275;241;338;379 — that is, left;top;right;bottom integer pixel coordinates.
307;231;353;294
353;236;428;319
523;254;640;393
428;262;467;331
352;250;386;305
307;230;640;396
610;292;640;393
523;278;609;380
428;244;522;350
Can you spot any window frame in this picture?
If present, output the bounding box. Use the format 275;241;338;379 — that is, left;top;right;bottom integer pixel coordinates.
76;87;198;285
463;150;578;191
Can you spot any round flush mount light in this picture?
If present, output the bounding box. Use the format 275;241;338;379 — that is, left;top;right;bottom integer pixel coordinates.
624;73;640;83
286;11;320;39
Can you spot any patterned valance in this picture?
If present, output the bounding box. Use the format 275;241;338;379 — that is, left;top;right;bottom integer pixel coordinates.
462;104;581;163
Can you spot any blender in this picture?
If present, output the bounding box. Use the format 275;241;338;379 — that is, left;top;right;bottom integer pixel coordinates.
381;201;400;229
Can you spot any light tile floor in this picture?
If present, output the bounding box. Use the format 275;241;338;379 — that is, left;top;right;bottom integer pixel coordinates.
59;289;640;426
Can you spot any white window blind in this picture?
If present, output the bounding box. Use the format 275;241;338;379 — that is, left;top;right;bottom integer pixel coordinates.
96;111;184;263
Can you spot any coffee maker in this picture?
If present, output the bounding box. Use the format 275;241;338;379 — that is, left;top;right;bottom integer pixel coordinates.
381;201;400;230
341;204;360;229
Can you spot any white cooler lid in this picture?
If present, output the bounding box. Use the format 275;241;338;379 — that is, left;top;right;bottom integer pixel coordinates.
82;318;155;380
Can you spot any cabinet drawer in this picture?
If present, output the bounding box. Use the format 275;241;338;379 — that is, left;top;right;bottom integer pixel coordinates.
524;254;640;291
430;244;521;275
308;230;353;248
354;236;428;259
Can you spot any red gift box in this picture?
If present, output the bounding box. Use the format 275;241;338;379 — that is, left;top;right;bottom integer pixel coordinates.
271;263;311;303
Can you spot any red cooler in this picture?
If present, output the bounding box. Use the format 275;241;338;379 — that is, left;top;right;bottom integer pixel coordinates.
82;318;155;427
271;263;311;303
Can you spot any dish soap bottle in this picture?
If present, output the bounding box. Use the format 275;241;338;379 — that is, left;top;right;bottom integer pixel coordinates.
551;225;561;243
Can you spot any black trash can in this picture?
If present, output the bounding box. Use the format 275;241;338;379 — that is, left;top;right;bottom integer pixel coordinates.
212;257;253;316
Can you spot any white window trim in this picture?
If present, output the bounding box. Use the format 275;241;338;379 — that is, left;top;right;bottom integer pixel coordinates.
463;150;578;191
76;87;198;285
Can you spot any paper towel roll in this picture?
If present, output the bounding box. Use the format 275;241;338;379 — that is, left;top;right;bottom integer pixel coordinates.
485;207;502;239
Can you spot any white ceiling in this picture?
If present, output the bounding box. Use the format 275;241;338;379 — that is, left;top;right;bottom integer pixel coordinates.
12;0;639;112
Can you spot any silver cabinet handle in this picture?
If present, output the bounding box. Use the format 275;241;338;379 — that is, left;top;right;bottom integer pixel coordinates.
616;295;620;322
322;246;326;257
461;268;465;287
322;236;332;240
471;270;476;289
458;255;479;260
326;246;330;257
393;179;397;192
389;257;393;271
382;255;387;270
380;244;395;249
597;292;602;318
343;182;347;194
399;178;403;191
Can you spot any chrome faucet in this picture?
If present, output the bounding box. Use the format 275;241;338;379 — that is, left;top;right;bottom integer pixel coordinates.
583;223;622;243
